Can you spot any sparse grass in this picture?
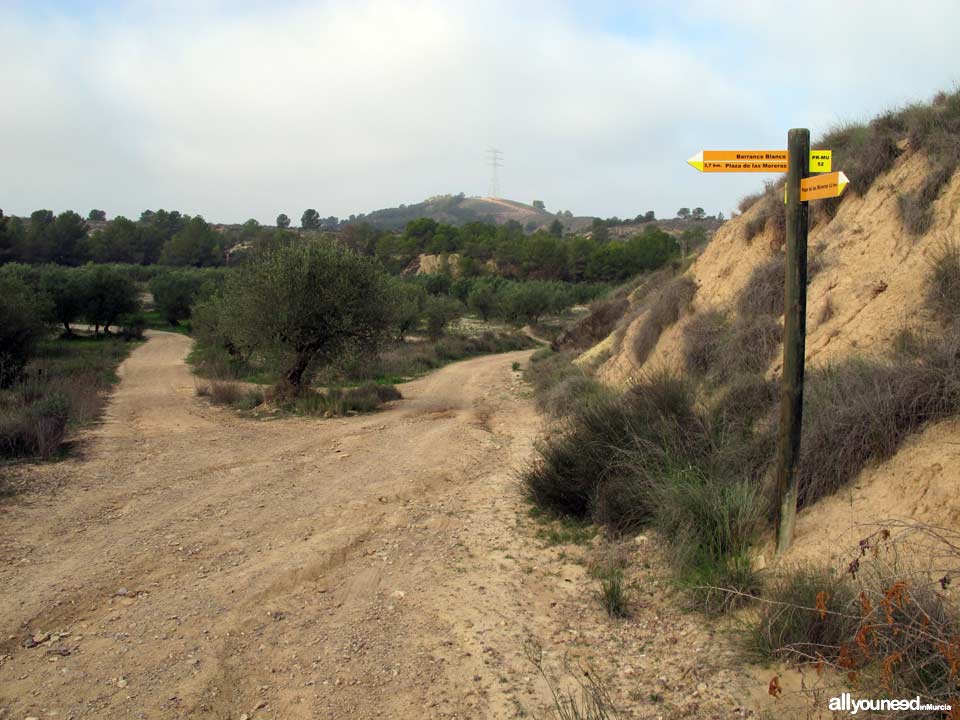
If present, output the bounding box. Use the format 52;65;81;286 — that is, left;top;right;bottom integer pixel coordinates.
927;237;960;323
317;331;534;386
526;642;623;720
598;569;629;618
0;334;139;461
632;276;697;364
288;382;402;417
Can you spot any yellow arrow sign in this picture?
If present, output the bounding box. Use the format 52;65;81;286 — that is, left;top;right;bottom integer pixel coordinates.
800;171;849;201
688;150;788;173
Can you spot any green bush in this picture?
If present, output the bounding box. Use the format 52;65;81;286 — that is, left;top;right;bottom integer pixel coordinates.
0;276;50;388
150;271;201;325
423;294;463;339
214;239;395;393
82;264;140;334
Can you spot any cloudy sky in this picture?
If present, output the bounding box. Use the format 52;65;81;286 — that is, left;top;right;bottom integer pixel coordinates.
2;0;958;224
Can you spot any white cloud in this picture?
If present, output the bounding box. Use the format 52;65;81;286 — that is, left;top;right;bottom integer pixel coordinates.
1;1;957;222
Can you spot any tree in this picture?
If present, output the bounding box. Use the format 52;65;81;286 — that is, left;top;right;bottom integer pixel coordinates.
423;294;462;339
677;207;691;219
276;213;291;229
150;271;201;326
86;216;144;264
160;216;223;266
88;209;106;221
548;218;564;238
83;265;139;334
40;265;87;336
218;239;394;393
0;275;50;387
591;218;610;244
301;209;321;230
467;280;497;321
692;207;705;220
500;282;554;324
532;200;546;211
0;209;15;264
392;283;426;340
718;211;725;221
644;210;656;222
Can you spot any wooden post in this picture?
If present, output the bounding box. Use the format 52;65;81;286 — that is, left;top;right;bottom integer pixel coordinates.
775;128;810;555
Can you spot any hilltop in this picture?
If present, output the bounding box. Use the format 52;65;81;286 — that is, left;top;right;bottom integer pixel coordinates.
342;193;596;233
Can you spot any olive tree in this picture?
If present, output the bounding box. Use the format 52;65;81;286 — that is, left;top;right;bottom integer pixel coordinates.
219;239;394;392
0;276;50;387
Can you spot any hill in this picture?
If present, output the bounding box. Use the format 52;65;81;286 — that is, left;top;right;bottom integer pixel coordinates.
572;89;960;566
347;193;596;232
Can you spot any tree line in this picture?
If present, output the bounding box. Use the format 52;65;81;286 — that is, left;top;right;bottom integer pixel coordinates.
0;208;228;267
1;207;703;285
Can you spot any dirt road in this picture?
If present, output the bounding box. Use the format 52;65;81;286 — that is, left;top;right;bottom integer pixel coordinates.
0;331;592;719
1;331;772;720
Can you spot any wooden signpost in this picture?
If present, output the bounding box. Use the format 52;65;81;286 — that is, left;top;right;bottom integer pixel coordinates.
688;131;848;554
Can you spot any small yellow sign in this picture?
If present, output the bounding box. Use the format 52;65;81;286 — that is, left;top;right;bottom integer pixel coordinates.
809;150;832;173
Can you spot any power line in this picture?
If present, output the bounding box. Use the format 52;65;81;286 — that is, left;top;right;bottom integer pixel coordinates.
486;147;503;198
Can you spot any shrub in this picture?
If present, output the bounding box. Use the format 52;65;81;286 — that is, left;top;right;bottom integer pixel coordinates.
738;190;765;214
722;315;782;377
423;295;463;339
598;569;629;618
555;296;629;351
737;253;785;318
797;333;960;507
632;276;697;364
926;237;960;323
0;276;50;388
654;471;766;615
149;271;201;326
524;372;705;529
117;311;146;340
0;389;71;459
681;310;728;376
710;373;779;432
683;310;781;380
207;381;244;406
290;382;402;416
746;566;859;663
539;374;612;419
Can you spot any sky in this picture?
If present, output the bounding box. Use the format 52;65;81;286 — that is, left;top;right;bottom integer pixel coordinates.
1;0;959;224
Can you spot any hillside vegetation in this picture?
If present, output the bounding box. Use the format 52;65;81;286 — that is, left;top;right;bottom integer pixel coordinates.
523;88;960;714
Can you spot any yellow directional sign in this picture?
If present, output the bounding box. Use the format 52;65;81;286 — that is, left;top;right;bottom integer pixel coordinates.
809;150;832;173
687;150;788;173
799;171;849;201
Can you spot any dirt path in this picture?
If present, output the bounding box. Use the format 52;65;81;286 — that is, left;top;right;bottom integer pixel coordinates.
0;332;768;720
